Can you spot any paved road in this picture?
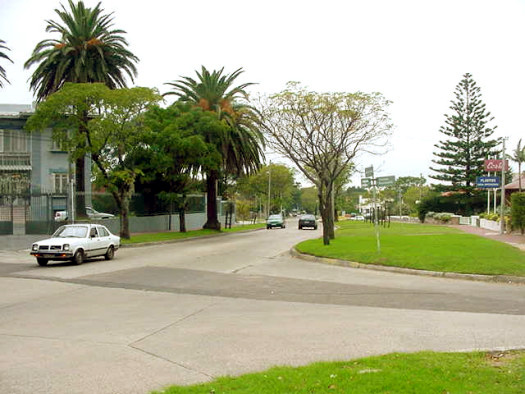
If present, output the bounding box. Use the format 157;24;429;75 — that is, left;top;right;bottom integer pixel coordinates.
0;223;524;394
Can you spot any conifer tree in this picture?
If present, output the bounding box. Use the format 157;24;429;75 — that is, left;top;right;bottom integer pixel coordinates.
430;73;499;195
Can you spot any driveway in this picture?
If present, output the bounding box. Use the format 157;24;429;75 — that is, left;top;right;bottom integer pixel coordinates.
0;223;524;393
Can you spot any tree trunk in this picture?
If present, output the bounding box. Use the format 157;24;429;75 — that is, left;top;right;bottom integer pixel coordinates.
203;170;221;230
317;189;331;245
74;156;87;219
179;197;187;233
119;192;130;239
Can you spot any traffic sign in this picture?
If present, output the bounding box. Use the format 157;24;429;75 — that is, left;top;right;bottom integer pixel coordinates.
361;178;371;188
476;176;500;188
376;175;396;187
365;166;374;178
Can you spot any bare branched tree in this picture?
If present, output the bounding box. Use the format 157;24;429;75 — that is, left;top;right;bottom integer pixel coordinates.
258;82;392;245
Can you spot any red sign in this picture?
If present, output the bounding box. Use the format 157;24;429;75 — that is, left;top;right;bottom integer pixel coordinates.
484;159;509;172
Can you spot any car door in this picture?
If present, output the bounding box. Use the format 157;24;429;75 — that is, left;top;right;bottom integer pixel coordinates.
87;226;103;257
97;226;111;254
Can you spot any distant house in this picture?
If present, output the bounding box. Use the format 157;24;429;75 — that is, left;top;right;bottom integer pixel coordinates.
505;174;525;201
0;104;91;234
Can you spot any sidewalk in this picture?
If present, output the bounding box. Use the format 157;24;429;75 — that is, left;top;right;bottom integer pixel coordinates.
450;225;525;251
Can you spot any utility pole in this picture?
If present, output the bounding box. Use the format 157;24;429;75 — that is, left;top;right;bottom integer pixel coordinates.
500;138;507;235
267;161;271;218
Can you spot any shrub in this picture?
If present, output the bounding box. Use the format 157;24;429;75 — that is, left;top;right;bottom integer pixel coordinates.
434;212;453;223
511;192;525;234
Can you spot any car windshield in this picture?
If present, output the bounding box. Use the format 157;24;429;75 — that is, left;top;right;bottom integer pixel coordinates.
301;215;315;220
52;226;88;238
268;215;282;220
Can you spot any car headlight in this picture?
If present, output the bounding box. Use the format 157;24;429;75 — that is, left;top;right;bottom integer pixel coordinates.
32;244;38;251
63;244;70;251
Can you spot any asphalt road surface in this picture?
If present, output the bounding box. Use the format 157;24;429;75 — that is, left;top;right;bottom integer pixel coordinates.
0;221;524;394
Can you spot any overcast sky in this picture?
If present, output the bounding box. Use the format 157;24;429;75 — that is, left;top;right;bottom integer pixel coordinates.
0;0;524;186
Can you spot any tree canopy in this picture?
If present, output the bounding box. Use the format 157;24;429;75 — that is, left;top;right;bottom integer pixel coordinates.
430;73;499;195
26;83;161;238
259;82;392;244
0;39;13;87
24;0;138;101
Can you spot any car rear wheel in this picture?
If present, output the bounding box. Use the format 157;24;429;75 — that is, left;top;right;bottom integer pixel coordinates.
104;246;115;260
36;258;48;266
73;250;84;265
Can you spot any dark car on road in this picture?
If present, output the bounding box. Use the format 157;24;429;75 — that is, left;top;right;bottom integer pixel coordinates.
266;214;286;229
298;214;318;230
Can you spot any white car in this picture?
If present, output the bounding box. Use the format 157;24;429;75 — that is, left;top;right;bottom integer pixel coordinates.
30;224;120;266
54;206;115;222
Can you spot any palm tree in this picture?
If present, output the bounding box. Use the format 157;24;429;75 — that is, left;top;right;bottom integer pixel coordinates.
24;0;138;99
24;0;138;217
510;138;525;191
165;66;265;230
0;39;13;87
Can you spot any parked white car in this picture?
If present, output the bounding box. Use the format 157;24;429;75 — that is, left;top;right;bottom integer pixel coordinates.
54;206;115;222
30;224;120;266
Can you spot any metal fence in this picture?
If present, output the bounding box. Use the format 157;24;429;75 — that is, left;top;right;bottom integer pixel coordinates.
0;191;234;235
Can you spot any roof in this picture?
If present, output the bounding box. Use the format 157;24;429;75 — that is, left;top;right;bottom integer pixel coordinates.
0;104;34;116
505;175;525;190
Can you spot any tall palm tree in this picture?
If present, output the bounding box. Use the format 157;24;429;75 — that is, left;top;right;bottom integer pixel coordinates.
0;39;13;87
165;66;265;230
24;0;138;217
510;138;525;191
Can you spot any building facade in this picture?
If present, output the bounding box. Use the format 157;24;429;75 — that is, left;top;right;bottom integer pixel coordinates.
0;104;90;234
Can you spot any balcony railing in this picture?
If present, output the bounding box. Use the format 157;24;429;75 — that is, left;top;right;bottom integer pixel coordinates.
0;153;31;167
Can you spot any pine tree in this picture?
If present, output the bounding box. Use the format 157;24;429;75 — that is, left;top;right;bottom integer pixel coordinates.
430;73;499;195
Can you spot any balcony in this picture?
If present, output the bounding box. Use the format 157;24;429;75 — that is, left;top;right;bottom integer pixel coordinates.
0;153;31;171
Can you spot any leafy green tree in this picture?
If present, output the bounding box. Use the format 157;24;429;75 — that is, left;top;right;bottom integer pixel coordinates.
139;103;224;232
510;193;525;234
403;185;432;214
236;163;297;215
300;186;318;214
26;83;160;239
259;82;392;245
24;0;139;216
0;39;13;87
164;66;264;230
430;73;499;196
510;139;525;192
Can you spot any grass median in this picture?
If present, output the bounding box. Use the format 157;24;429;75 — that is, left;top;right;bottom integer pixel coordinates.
121;223;265;245
296;221;525;276
153;350;525;393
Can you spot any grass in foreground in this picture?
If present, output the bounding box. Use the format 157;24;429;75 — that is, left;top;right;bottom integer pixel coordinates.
296;221;525;276
121;223;265;245
153;350;525;393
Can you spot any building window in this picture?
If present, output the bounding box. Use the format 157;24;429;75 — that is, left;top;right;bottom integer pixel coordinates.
52;173;69;194
0;130;29;153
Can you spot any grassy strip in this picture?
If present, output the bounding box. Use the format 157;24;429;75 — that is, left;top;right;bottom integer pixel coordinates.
122;223;265;245
153;350;525;393
296;221;525;276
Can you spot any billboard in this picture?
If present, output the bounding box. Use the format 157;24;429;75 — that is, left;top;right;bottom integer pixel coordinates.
476;176;500;188
484;159;509;172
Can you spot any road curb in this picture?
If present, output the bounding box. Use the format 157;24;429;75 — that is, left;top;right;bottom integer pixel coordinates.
121;227;265;248
290;248;525;285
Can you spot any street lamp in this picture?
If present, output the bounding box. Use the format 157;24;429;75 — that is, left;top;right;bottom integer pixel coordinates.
267;161;271;218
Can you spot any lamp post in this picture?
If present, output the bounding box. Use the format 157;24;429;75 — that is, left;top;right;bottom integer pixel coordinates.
267;161;271;218
500;138;507;235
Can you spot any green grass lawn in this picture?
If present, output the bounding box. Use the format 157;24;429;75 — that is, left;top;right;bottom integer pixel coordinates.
296;221;525;276
153;350;525;394
121;223;265;245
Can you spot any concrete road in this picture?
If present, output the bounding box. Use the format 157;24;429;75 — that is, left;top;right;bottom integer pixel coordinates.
0;223;524;394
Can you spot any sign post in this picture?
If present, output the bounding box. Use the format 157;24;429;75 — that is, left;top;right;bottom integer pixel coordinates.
360;167;396;254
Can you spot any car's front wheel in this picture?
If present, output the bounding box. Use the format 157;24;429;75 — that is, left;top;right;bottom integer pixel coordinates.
73;250;84;265
104;246;115;260
36;258;48;267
